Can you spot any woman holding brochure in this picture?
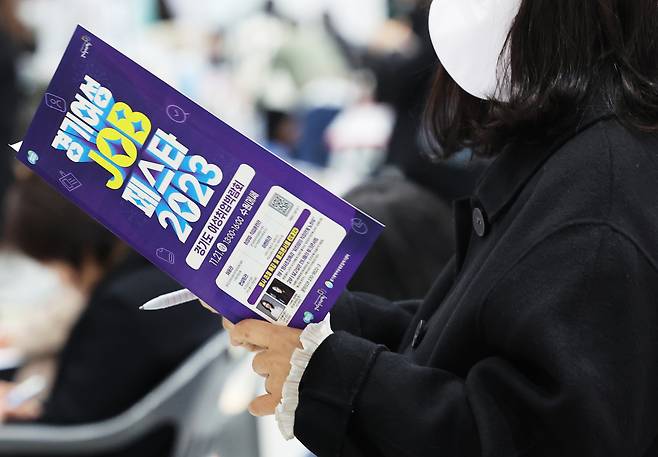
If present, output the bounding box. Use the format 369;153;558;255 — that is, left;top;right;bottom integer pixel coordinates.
224;0;658;455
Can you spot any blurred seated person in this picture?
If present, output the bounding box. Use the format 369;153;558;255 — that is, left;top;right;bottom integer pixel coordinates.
326;0;487;199
345;173;453;300
264;109;300;161
0;0;35;229
326;3;485;296
0;249;85;388
0;4;19;228
0;176;218;457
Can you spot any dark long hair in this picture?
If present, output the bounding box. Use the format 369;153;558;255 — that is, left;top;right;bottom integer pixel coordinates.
422;0;658;158
3;175;116;270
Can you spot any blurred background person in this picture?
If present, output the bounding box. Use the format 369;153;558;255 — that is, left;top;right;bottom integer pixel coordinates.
263;109;301;161
328;0;485;299
0;253;85;389
326;0;486;198
0;176;218;457
344;174;453;301
0;0;33;230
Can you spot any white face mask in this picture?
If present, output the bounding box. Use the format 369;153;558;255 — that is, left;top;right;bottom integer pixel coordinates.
428;0;522;101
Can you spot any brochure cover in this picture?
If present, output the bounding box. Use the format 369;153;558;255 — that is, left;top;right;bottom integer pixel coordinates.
14;26;383;328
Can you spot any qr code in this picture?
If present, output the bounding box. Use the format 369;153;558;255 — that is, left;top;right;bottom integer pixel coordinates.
269;193;294;216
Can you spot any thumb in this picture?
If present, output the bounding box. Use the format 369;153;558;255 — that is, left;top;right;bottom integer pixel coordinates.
222;317;235;331
0;384;11;423
199;300;219;314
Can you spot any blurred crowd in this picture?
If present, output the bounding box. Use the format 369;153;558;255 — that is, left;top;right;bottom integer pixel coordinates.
0;0;484;456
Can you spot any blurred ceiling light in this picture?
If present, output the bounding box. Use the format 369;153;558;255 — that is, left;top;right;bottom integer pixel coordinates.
273;0;328;23
326;0;388;47
273;0;387;45
165;0;267;27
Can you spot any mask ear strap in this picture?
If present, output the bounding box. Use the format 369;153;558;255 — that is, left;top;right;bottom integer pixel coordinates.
428;0;522;101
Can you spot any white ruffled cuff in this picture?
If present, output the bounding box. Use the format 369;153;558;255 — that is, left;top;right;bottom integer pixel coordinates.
275;315;334;440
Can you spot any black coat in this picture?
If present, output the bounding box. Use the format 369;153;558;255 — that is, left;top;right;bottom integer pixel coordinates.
24;254;218;457
294;109;658;456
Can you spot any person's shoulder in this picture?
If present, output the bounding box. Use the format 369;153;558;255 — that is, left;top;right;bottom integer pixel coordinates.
602;121;658;259
539;118;655;206
550;116;657;181
558;117;657;203
536;118;658;257
598;119;658;196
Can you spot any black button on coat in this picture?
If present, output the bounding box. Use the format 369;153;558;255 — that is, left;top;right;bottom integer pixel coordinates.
294;112;658;456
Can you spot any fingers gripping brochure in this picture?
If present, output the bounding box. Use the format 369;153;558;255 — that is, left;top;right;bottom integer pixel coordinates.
15;26;383;328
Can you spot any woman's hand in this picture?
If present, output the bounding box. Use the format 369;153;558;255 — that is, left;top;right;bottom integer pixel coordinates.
222;318;302;416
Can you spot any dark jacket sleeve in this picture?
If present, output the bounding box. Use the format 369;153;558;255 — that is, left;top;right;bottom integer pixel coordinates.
329;292;419;352
329;257;456;351
295;224;658;456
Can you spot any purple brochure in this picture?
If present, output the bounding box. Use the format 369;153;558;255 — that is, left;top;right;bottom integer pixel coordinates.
16;26;383;328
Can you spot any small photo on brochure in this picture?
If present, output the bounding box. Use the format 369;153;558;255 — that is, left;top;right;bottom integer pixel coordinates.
266;278;296;306
257;294;287;321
